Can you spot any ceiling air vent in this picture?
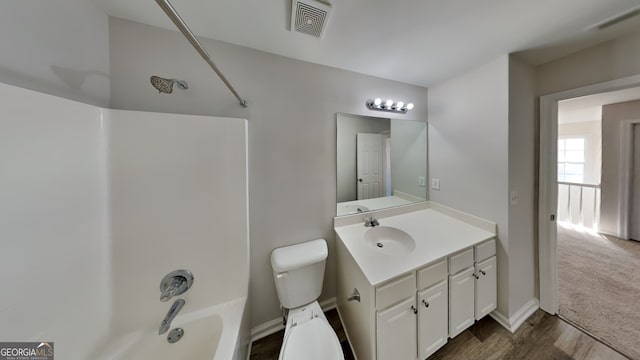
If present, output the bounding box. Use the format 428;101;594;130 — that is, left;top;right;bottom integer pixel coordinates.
291;0;332;39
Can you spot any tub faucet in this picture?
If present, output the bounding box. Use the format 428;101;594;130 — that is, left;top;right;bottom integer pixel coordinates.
159;270;194;302
159;298;185;335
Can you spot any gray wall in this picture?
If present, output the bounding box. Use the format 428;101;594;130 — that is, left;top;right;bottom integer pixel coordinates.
507;56;537;314
428;54;537;319
428;55;511;316
336;114;390;203
391;119;428;199
108;17;428;327
601;100;640;236
536;29;640;96
0;0;110;106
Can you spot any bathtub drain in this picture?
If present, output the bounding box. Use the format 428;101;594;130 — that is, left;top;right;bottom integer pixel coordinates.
167;328;184;343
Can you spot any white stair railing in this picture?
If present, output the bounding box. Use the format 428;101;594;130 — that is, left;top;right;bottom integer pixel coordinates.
557;181;601;230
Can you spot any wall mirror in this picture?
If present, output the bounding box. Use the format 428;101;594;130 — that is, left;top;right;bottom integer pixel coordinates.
336;113;428;216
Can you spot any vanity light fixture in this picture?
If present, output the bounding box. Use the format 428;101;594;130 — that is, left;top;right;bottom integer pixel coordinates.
366;98;414;114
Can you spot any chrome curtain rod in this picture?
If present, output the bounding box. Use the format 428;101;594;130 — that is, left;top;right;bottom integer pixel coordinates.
155;0;248;108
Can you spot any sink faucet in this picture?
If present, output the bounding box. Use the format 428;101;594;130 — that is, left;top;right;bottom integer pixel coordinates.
159;298;185;335
364;217;380;227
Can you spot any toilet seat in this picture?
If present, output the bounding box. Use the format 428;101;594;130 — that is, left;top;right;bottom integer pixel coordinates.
279;317;345;360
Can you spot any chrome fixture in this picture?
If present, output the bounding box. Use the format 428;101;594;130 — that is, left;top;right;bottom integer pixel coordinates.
347;288;360;302
160;269;194;302
167;328;184;343
159;298;185;335
150;76;189;94
364;217;380;227
366;98;414;114
155;0;248;108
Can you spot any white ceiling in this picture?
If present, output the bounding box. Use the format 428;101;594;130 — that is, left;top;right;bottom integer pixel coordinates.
559;86;640;124
95;0;640;87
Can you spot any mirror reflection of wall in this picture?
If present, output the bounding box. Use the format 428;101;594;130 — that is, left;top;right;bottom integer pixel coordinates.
336;113;427;216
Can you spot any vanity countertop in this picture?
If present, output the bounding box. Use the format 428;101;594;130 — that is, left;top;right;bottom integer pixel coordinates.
334;204;496;286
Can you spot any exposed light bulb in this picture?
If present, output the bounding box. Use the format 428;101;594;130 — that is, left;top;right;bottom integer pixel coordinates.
385;99;393;107
374;98;382;106
396;101;404;109
406;103;414;110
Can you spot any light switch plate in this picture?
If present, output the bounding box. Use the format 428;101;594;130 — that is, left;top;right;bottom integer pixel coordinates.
510;191;519;205
431;178;440;190
418;176;426;187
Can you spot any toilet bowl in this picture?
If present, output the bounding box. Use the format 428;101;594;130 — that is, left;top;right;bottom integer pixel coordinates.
271;239;345;360
278;301;344;360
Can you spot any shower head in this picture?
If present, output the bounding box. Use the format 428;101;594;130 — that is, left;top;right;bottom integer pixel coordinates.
150;75;188;94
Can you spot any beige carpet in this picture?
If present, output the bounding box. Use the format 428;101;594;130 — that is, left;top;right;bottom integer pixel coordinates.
557;224;640;360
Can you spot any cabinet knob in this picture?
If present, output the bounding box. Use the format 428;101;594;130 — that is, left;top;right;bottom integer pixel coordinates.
411;305;417;315
473;273;480;279
479;269;486;276
422;299;429;308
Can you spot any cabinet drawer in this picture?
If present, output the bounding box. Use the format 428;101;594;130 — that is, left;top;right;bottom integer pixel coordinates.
417;258;447;290
448;248;474;274
475;239;496;262
376;273;415;310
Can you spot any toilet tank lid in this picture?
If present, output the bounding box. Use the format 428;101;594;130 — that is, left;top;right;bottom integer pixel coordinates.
271;239;328;273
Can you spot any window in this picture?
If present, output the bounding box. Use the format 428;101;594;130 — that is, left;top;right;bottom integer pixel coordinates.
558;137;585;183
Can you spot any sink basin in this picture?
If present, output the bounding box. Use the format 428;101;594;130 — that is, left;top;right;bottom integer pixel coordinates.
364;226;416;255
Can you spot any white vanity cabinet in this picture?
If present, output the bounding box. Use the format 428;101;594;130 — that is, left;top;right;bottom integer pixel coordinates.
447;248;475;338
375;273;417;360
448;267;475;337
374;260;450;360
417;280;448;359
416;259;448;360
474;240;497;320
448;239;498;337
376;297;417;360
337;238;496;360
335;204;497;360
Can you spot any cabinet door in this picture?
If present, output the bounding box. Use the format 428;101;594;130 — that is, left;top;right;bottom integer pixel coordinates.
475;256;497;320
376;297;417;360
448;267;475;338
418;281;448;360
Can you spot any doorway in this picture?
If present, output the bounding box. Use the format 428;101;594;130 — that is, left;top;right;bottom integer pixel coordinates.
539;74;640;312
539;75;640;359
631;124;640;241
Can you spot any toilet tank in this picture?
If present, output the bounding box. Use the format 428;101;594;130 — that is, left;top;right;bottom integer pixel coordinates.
271;239;328;309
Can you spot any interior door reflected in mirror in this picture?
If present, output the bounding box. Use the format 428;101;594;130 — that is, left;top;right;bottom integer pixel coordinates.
336;113;428;216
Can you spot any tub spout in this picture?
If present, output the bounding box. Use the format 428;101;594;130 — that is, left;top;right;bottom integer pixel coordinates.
159;299;185;335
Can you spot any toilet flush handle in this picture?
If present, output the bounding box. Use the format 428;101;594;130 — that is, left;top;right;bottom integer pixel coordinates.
276;272;288;279
347;288;360;302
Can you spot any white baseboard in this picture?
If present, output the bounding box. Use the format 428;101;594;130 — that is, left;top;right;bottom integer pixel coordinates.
249;297;337;343
489;298;539;333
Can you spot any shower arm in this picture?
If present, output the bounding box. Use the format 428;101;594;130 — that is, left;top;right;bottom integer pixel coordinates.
155;0;248;108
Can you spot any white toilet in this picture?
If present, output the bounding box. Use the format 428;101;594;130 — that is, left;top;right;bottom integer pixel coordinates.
271;239;345;360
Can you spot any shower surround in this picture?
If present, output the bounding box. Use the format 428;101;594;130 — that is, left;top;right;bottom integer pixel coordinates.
0;82;249;360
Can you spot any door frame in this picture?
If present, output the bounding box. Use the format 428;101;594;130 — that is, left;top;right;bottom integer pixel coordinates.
538;74;640;314
356;132;383;200
621;120;640;240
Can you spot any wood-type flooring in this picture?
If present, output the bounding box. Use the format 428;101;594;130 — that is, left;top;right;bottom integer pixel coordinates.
250;308;628;360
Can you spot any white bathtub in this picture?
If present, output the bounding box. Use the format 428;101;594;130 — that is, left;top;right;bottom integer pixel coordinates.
96;297;247;360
